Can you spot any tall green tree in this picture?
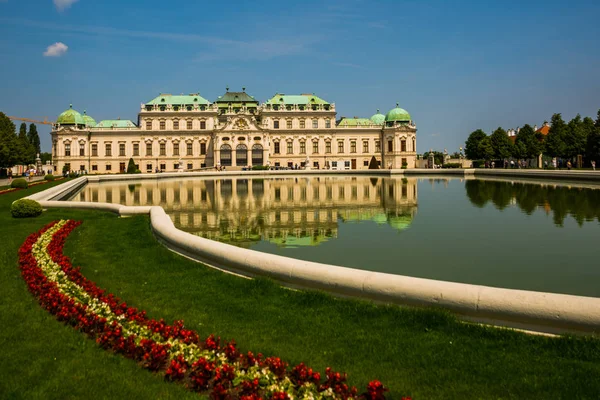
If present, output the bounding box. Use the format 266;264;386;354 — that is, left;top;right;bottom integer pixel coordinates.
0;112;20;169
515;124;541;159
465;129;487;160
477;136;494;160
544;113;567;158
18;122;35;164
564;114;588;159
489;127;513;159
586;109;600;163
27;123;41;155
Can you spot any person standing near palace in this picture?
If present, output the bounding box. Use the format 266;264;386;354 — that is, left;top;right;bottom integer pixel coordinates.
592;160;596;171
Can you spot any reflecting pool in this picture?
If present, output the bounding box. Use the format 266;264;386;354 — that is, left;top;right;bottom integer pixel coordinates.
69;175;600;297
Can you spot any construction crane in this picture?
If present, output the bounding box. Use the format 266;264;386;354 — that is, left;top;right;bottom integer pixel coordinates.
8;116;54;125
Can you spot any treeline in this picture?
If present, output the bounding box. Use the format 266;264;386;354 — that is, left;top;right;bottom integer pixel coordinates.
0;112;42;169
465;110;600;164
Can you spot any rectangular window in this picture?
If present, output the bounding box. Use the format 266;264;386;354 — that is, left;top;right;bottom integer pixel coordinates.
274;142;280;154
92;165;98;171
160;163;166;171
312;141;318;154
363;141;369;153
312;119;318;129
325;141;331;154
286;120;292;129
173;120;179;130
119;143;125;157
273;120;279;129
338;141;344;154
300;119;305;129
146;143;152;156
187;142;193;156
363;160;369;167
146;164;152;171
325;119;331;128
160;121;166;130
401;140;406;152
160;142;166;156
351;141;356;153
173;143;179;156
92;143;98;156
146;120;152;130
105;143;112;156
65;143;71;156
187;120;192;130
388;140;393;152
344;161;351;169
200;142;206;155
187;163;193;170
133;143;139;156
106;164;112;171
79;143;85;156
287;141;293;154
200;120;206;130
300;141;306;154
375;140;381;152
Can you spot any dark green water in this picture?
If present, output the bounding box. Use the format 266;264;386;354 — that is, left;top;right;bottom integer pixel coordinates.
70;176;600;297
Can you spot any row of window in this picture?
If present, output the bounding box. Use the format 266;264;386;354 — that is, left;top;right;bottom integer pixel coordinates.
147;120;208;131
273;119;331;129
64;142;208;157
271;140;381;155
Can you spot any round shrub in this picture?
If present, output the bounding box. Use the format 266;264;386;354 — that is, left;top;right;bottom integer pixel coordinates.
11;199;43;218
11;178;28;189
44;174;55;181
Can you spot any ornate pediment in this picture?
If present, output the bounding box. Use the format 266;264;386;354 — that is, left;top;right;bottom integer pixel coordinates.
221;116;261;132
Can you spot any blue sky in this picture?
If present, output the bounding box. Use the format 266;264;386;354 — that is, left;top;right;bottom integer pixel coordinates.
1;0;599;153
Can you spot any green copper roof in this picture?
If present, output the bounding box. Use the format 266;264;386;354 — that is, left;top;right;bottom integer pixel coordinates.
385;103;411;122
215;89;258;104
95;120;137;128
146;93;209;105
370;110;385;125
337;118;375;127
82;110;96;127
265;93;330;105
57;104;85;125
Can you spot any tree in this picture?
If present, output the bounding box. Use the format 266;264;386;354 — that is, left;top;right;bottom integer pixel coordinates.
126;158;137;173
40;152;52;164
586;109;600;163
544;113;567;158
514;124;541;159
368;156;379;169
564;114;588;159
477;136;494;160
489;127;513;159
0;112;20;169
27;123;41;156
17;122;35;165
465;129;487;160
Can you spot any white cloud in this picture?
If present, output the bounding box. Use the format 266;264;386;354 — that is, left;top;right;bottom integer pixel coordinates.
43;42;68;57
53;0;78;12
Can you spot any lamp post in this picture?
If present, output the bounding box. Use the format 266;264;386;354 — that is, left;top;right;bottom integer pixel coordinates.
459;147;463;168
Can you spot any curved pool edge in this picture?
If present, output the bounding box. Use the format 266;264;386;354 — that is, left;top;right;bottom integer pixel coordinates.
27;173;600;336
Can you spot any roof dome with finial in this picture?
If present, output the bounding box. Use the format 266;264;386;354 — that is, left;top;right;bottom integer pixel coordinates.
82;110;96;127
370;109;385;125
385;103;411;123
56;104;85;125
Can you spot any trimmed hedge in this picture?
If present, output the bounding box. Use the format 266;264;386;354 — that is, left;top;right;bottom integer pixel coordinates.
251;165;270;170
11;178;28;189
44;174;55;181
11;199;43;218
442;163;462;169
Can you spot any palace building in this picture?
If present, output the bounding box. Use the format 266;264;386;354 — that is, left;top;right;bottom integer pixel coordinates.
51;88;417;174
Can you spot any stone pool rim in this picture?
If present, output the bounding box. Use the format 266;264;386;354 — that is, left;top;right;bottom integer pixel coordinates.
26;169;600;335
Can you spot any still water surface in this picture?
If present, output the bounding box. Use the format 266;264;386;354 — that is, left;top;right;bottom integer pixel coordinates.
69;176;600;297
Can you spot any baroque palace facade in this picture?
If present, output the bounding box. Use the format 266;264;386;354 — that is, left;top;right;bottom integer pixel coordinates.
51;88;417;174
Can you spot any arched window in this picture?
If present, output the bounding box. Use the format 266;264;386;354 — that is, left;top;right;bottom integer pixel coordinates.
220;144;232;166
252;144;263;166
412;137;416;152
236;144;248;166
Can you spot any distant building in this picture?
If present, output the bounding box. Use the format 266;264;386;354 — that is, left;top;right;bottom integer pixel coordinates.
50;88;417;173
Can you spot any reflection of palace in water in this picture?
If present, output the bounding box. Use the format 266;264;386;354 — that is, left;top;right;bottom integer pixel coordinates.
71;176;418;247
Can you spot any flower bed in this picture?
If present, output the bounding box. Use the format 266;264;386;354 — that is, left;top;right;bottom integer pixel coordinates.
0;177;64;196
19;220;401;400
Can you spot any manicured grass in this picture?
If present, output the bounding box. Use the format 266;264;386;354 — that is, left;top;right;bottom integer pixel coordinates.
1;181;600;399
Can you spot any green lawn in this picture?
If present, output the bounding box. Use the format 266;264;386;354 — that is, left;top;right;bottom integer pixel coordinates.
1;181;600;399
